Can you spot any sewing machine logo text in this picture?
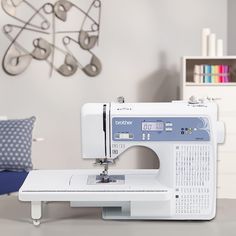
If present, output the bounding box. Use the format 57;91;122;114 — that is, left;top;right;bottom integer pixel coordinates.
115;120;133;126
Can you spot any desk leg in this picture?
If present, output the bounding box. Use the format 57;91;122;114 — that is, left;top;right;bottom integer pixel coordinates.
31;201;42;226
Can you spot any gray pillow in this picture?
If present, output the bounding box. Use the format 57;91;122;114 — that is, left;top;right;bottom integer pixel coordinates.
0;117;36;171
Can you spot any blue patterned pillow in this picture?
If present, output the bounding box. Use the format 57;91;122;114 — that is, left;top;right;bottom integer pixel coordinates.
0;117;36;171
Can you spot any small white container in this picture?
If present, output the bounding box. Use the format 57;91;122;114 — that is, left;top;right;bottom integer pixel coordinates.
201;28;211;56
208;33;216;57
216;39;223;57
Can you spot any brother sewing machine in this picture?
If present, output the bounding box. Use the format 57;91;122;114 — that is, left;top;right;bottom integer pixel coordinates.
19;99;225;225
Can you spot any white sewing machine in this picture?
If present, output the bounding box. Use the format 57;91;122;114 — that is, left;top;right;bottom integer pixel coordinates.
19;100;225;225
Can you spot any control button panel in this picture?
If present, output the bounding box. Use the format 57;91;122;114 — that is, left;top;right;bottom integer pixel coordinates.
114;133;134;140
181;127;195;135
112;117;210;142
141;133;151;141
165;127;173;132
165;122;173;127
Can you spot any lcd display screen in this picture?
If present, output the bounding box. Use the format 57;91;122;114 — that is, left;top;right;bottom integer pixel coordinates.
142;122;164;131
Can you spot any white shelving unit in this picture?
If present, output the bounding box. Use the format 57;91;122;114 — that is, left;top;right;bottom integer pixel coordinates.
181;56;236;198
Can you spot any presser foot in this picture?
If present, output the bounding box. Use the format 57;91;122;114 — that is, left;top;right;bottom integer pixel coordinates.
97;174;122;183
99;172;110;183
87;175;125;185
99;165;110;183
94;158;115;183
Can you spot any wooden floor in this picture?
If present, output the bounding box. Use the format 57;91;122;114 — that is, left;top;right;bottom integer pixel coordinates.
0;195;235;236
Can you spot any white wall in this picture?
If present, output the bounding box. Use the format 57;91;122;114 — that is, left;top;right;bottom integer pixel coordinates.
228;0;236;54
0;1;228;172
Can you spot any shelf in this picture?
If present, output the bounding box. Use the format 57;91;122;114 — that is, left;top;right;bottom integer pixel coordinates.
183;57;236;84
186;82;236;86
183;56;236;60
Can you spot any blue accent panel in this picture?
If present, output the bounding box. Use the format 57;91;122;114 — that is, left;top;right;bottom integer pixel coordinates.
112;117;210;142
0;171;28;195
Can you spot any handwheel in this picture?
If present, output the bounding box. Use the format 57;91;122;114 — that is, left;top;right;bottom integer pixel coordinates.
33;219;40;226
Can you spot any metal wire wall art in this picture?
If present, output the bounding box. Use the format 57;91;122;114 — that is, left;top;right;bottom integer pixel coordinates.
1;0;102;78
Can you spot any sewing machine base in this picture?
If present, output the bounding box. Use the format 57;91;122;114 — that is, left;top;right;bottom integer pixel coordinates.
29;201;215;226
19;169;216;225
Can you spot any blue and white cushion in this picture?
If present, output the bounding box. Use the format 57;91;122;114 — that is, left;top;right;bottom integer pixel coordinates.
0;117;36;171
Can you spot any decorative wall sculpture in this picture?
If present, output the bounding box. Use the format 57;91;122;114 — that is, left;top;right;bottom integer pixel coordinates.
1;0;102;77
